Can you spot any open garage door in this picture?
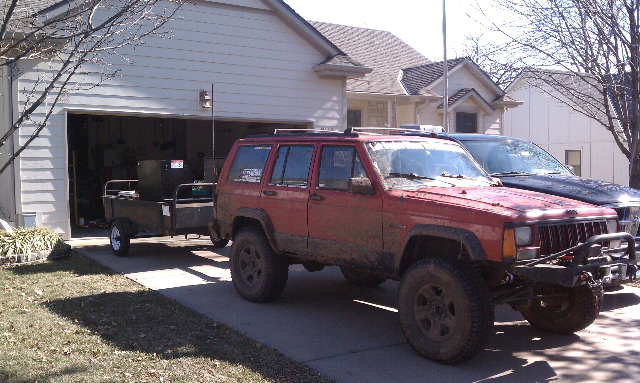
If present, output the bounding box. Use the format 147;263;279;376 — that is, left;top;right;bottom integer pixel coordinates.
67;113;310;229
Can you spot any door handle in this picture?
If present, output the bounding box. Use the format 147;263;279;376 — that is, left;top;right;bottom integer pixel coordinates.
262;190;277;196
309;194;324;201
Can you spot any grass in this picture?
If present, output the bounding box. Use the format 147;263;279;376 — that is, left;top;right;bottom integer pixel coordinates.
0;253;334;383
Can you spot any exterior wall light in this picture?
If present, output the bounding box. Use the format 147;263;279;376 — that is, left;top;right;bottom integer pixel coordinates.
199;89;212;109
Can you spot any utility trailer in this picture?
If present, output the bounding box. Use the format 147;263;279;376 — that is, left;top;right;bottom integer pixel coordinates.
102;160;228;257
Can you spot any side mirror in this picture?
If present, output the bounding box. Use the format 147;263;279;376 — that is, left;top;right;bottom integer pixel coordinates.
348;177;375;195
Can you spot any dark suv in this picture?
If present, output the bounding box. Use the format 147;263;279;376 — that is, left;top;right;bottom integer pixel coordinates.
211;131;636;363
447;134;640;253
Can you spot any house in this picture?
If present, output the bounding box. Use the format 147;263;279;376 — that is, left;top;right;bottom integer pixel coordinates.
504;70;630;186
310;22;522;133
0;0;369;239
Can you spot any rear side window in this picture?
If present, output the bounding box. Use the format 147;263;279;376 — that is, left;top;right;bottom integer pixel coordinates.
270;145;314;187
227;145;272;183
317;146;367;191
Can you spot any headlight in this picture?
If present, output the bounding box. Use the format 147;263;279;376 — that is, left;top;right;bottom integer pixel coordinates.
514;226;533;246
503;227;539;261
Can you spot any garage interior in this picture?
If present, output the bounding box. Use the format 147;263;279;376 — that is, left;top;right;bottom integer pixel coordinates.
67;112;309;227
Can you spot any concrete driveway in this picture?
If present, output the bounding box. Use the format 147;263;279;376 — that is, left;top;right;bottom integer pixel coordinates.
69;232;640;383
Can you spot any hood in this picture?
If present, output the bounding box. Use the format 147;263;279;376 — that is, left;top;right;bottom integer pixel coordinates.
498;173;640;207
394;185;611;219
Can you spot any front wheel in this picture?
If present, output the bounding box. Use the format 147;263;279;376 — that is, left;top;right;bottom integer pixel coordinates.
521;283;603;334
397;258;494;364
110;220;130;257
229;227;288;302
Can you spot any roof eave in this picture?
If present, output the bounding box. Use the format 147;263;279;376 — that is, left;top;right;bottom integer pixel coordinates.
261;0;343;57
491;100;524;109
313;63;372;79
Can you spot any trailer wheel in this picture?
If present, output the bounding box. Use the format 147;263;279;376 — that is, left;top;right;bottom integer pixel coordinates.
110;220;130;257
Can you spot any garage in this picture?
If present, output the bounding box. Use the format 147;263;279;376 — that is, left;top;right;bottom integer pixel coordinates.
67;112;309;227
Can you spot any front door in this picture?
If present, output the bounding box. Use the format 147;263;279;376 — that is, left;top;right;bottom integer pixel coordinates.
307;144;383;267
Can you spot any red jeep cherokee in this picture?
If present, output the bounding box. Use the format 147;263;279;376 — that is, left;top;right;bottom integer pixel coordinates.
210;131;636;363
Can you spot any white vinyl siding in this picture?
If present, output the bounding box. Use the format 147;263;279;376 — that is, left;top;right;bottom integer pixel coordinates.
505;78;631;186
12;0;346;239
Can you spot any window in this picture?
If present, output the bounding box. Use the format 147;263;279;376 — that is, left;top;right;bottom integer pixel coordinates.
565;150;581;176
456;112;477;133
227;145;271;183
269;145;314;187
347;109;362;128
317;146;367;191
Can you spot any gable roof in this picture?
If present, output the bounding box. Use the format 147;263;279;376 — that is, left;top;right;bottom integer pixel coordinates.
436;88;495;115
310;21;432;95
400;57;467;95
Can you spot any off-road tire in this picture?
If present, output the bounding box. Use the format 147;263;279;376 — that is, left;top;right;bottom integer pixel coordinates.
230;226;288;302
109;219;130;257
397;258;494;364
521;283;603;334
340;266;386;287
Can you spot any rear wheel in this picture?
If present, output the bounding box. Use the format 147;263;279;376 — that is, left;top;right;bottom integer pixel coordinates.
340;266;386;287
110;220;130;257
229;227;288;302
521;283;602;334
397;258;494;364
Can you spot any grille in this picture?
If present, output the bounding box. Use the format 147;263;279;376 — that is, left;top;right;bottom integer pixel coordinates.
537;220;608;256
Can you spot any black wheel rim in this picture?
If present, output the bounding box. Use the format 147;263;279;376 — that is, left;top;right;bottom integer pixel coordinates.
238;243;263;287
413;282;458;341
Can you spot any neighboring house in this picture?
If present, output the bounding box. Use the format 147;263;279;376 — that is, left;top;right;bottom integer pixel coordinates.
310;22;523;133
504;70;630;186
0;0;369;239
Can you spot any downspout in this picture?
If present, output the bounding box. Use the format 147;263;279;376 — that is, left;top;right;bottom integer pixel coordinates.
2;63;17;223
387;100;393;128
9;63;19;223
415;99;429;124
342;77;347;130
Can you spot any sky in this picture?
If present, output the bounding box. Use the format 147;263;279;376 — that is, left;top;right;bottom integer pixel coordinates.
283;0;509;62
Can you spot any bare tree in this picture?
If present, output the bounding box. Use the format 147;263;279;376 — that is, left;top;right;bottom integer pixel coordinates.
459;34;522;88
487;0;640;188
0;0;185;175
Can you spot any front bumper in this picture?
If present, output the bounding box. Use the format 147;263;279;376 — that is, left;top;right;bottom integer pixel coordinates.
513;233;637;287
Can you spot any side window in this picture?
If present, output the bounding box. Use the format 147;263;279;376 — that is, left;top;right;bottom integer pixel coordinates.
269;145;314;187
318;146;368;191
227;145;271;183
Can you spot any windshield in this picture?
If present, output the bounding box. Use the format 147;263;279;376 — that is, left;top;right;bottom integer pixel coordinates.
460;139;572;176
364;140;495;190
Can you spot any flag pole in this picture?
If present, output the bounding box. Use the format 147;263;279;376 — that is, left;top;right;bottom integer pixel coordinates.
443;0;449;132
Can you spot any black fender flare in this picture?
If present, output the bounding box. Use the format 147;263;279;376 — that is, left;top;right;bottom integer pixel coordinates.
398;224;487;268
232;207;281;254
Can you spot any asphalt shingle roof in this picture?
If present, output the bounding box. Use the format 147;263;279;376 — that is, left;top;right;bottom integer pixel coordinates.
310;21;432;95
400;57;467;96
